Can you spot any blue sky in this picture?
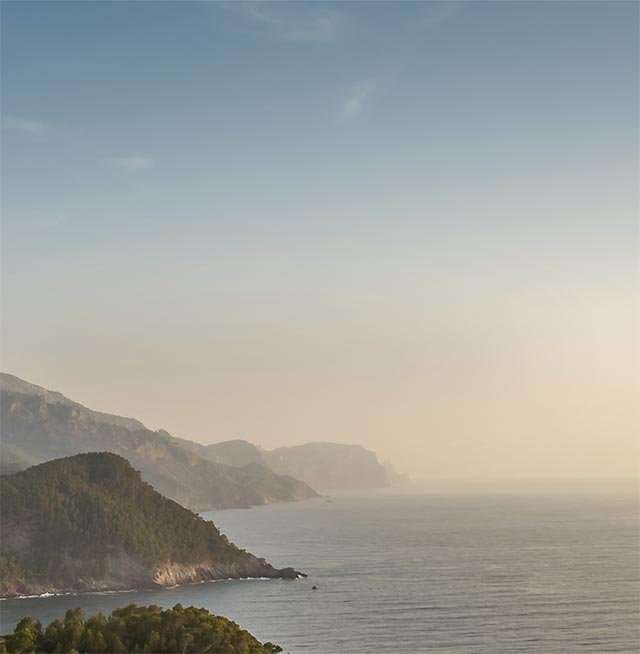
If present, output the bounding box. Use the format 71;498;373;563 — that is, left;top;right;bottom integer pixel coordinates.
1;1;638;480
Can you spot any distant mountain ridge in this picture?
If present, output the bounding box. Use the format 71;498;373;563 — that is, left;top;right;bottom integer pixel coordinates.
264;442;390;490
1;372;406;499
0;452;303;598
0;373;145;432
180;438;406;490
0;373;318;510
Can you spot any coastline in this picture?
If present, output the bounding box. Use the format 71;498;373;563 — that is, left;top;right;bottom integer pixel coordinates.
1;574;304;601
0;557;306;600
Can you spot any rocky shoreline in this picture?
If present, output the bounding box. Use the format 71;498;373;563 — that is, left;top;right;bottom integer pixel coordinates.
1;554;305;599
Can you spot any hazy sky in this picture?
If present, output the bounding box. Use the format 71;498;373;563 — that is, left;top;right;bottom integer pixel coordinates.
1;1;638;481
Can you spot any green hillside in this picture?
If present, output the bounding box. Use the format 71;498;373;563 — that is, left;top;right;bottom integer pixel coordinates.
0;453;302;597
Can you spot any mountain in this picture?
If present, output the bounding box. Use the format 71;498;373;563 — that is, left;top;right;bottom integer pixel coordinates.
0;452;303;598
0;373;145;432
172;438;264;467
0;372;404;498
188;439;397;490
263;442;391;489
186;438;264;468
0;373;318;511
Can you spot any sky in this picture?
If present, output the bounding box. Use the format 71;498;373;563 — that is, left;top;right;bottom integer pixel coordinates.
1;1;638;482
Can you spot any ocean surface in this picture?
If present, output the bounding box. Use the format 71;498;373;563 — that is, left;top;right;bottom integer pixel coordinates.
1;488;639;653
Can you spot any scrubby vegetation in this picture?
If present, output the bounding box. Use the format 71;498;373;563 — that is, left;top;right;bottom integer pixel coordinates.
1;452;300;597
0;452;245;575
0;604;282;653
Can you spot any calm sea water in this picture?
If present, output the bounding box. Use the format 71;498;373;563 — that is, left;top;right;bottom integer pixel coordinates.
1;489;639;653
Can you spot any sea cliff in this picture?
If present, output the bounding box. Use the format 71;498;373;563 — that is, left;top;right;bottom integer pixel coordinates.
0;453;303;598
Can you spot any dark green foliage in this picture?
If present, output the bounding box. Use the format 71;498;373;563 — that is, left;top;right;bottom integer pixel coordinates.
0;452;245;574
0;553;28;578
1;604;283;653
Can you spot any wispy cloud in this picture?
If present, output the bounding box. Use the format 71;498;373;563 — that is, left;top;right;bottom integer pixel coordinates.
339;81;378;123
107;156;155;172
3;116;46;134
226;1;340;43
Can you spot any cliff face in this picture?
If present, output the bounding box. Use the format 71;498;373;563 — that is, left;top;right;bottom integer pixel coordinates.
0;373;406;499
0;373;145;432
1;553;301;598
184;439;403;490
171;438;266;469
263;442;390;490
0;453;303;598
0;373;318;510
150;556;300;587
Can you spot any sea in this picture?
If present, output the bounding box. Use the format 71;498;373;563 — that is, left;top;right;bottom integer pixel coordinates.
1;488;639;653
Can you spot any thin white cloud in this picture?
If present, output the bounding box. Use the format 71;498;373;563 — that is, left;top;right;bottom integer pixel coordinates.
3;116;46;134
227;2;340;43
107;156;155;172
339;80;378;123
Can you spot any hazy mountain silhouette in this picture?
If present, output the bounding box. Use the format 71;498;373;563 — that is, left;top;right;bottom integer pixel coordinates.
0;373;317;510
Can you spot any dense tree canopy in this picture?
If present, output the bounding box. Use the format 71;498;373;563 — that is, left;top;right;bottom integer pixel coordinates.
0;604;283;654
0;452;246;578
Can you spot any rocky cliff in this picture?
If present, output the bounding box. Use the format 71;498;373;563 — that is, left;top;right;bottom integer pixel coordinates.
180;438;405;490
0;453;303;598
0;373;318;510
263;442;390;489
